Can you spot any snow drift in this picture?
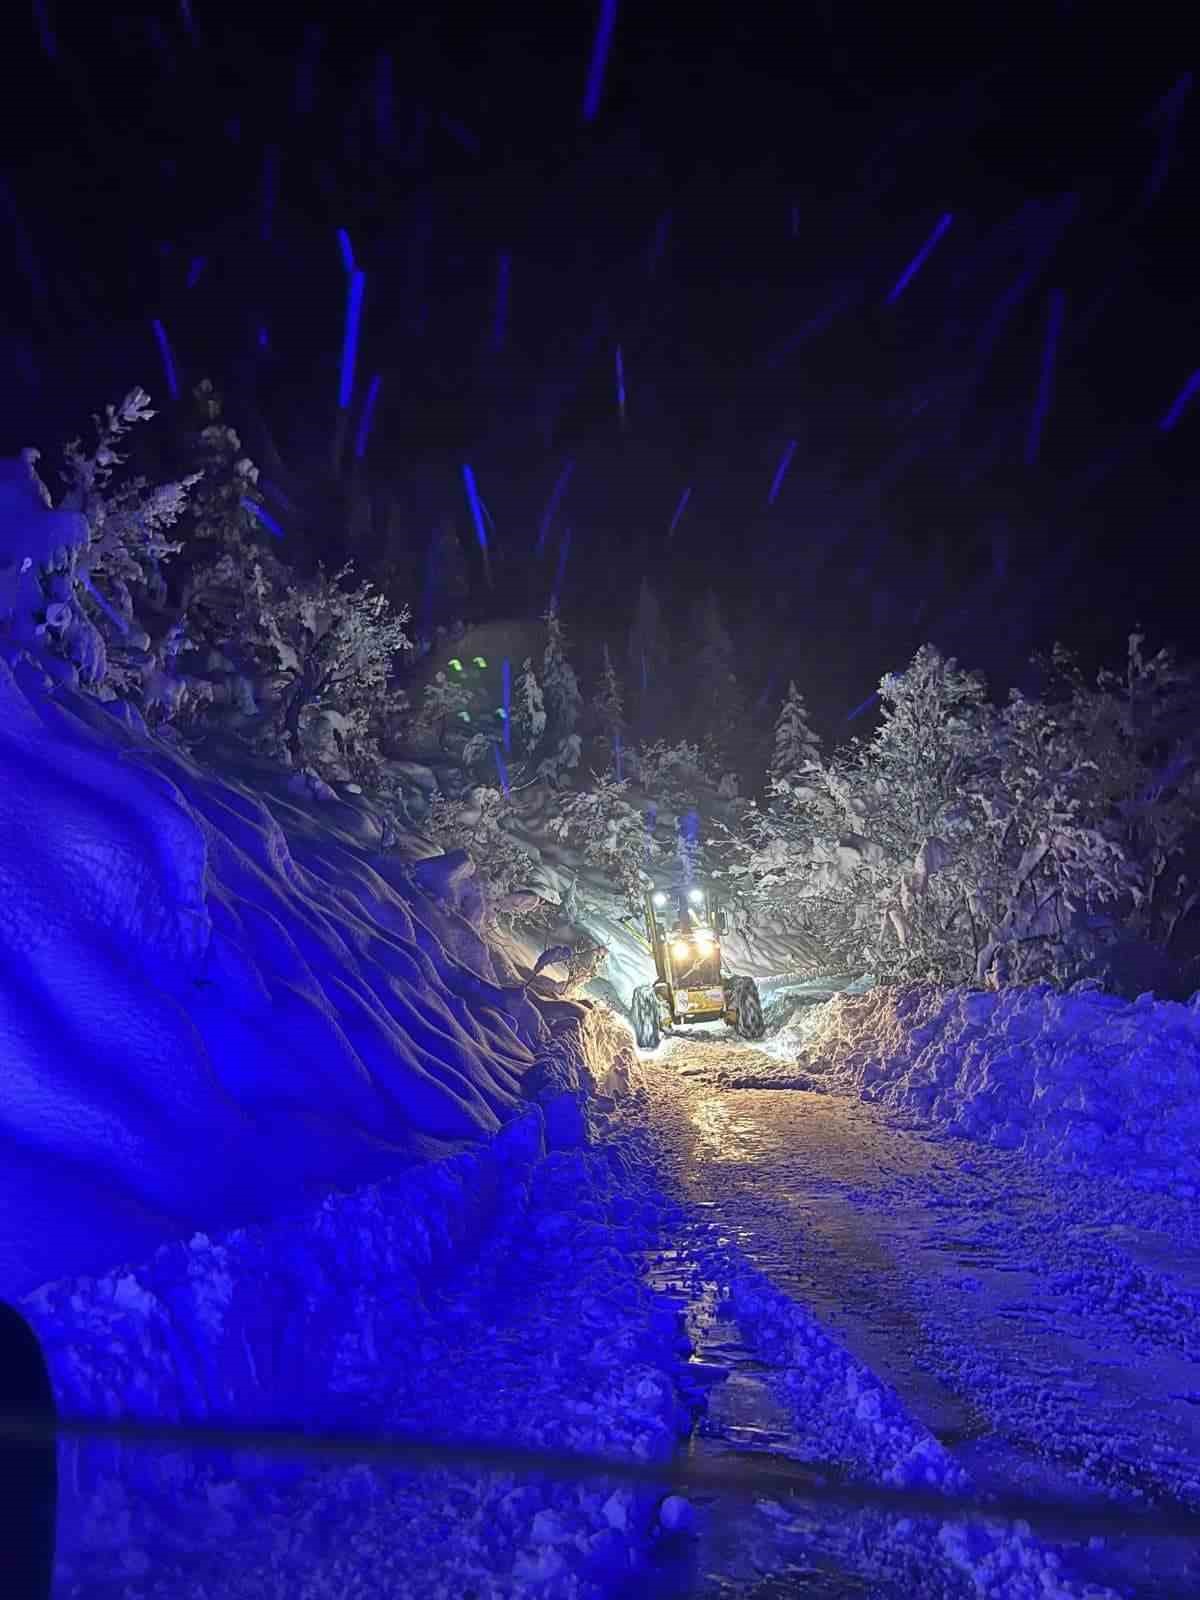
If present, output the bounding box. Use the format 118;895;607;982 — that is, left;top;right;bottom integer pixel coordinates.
772;982;1200;1193
0;647;634;1298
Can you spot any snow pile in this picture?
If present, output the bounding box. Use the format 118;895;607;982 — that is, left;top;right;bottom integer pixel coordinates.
774;982;1200;1191
0;648;647;1297
690;1244;1122;1600
26;1106;692;1597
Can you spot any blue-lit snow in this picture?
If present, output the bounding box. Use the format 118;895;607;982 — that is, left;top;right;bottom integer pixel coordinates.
4;593;1200;1590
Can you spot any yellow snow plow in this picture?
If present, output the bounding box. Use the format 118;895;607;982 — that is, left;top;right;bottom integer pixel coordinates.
624;882;765;1049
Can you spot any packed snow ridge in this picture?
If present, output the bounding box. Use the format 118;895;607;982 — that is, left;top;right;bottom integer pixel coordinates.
764;981;1200;1194
0;644;636;1298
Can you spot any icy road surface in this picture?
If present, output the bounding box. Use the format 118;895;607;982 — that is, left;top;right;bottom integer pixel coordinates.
637;1029;1200;1599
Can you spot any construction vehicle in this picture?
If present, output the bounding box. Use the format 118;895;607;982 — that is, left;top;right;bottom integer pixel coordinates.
624;881;765;1049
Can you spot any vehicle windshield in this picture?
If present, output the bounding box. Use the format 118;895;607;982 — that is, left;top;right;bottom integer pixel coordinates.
651;887;720;987
652;886;712;929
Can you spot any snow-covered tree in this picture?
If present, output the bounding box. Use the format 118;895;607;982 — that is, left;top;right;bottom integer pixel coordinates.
39;389;200;700
246;561;411;778
418;668;474;749
627;738;717;807
537;732;582;787
768;680;822;787
542;602;582;738
173;380;266;565
536;603;584;784
512;656;547;755
590;641;626;745
1035;635;1200;964
543;774;656;904
423;785;541;913
725;641;1200;988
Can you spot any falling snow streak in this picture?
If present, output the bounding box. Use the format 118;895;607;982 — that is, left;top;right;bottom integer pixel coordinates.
337;229;356;275
1159;370;1200;432
461;464;491;584
615;345;627;425
179;0;197;42
354;375;382;458
439;114;479;156
1025;290;1064;465
845;689;880;722
260;147;279;243
667;486;692;541
492;744;511;794
32;0;56;57
492;253;511;351
260;479;299;516
1143;72;1193;205
257;326;269;350
767;440;797;506
151;319;179;399
186;256;206;288
648;211;671;277
241;498;284;538
766;288;859;368
537;459;575;555
582;0;618;122
501;659;512;751
338;270;365;410
613;730;623;781
886;212;953;304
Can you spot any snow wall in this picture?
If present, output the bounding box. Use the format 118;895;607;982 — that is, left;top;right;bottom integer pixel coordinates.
0;645;658;1584
772;982;1200;1195
0;649;644;1299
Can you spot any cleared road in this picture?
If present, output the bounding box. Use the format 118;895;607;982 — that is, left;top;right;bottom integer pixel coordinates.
635;1030;1200;1599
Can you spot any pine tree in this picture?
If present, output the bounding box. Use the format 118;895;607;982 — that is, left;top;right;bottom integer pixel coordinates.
512;656;546;755
590;641;626;744
769;680;822;786
542;602;582;738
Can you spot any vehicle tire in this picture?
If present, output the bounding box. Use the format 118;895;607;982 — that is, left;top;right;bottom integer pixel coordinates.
732;977;765;1040
632;985;661;1049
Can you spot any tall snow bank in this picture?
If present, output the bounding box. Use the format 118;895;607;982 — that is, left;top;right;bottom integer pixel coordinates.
782;984;1200;1193
0;655;561;1295
25;1105;687;1596
24;1110;543;1582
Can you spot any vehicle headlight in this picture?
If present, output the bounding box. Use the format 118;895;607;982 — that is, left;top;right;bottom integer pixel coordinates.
672;940;691;961
694;933;714;952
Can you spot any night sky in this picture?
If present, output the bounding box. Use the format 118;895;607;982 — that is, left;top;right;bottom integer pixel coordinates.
1;4;1196;733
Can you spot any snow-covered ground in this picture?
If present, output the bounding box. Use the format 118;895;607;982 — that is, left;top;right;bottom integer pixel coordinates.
763;981;1200;1196
9;606;1200;1596
635;1029;1200;1597
36;1102;698;1597
0;650;697;1594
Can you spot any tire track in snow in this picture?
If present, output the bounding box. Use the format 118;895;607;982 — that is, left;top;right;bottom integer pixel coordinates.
637;1032;1200;1597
